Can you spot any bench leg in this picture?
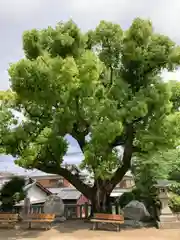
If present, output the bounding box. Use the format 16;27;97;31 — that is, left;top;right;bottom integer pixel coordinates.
92;222;98;230
8;221;15;229
11;223;16;229
45;222;52;231
47;223;51;230
28;222;31;229
45;223;48;231
117;224;120;232
49;222;52;229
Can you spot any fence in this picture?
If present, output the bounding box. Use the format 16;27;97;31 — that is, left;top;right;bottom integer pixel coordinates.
13;203;122;220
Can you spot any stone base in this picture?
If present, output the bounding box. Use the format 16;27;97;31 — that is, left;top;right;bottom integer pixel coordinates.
54;216;66;222
157;221;180;229
123;220;154;228
157;213;180;229
159;214;178;222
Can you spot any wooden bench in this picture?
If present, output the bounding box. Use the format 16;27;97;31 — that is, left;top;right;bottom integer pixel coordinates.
90;213;124;231
0;213;19;228
23;213;55;230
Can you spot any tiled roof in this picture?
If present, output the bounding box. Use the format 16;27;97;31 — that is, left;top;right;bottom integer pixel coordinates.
155;179;173;187
111;188;132;197
15;199;47;206
31;181;52;195
47;188;64;194
48;188;82;200
48;187;132;199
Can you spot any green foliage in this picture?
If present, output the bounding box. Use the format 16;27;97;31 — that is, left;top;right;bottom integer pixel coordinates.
118;191;135;208
169;171;180;182
169;182;180;195
132;149;180;217
165;149;180;182
133;148;180;185
117;188;145;208
132;154;162;215
1;18;180;189
0;176;26;211
169;193;180;213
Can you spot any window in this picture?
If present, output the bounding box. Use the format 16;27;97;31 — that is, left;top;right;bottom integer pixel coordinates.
49;179;57;183
49;179;58;186
58;179;64;187
48;178;64;187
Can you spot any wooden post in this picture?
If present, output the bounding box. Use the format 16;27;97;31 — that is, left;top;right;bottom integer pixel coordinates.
84;203;88;219
80;205;83;219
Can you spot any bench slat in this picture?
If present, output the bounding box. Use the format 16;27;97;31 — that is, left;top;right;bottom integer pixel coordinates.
27;213;55;220
0;214;18;220
24;213;55;230
93;213;124;221
90;219;124;224
24;219;54;223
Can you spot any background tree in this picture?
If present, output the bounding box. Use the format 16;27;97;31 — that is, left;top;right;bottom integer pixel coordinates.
1;18;180;213
0;176;26;212
161;149;180;182
132;148;180;182
132;153;165;220
132;148;180;215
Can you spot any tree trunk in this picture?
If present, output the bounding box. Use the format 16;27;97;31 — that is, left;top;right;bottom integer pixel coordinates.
90;181;112;215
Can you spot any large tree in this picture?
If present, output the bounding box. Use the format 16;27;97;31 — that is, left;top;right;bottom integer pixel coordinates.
1;18;180;212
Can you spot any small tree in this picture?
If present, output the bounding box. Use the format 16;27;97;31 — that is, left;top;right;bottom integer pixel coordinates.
0;176;26;212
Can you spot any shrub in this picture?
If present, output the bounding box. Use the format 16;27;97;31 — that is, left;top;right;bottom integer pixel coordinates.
117;188;142;208
168;182;180;195
118;191;135;208
169;193;180;213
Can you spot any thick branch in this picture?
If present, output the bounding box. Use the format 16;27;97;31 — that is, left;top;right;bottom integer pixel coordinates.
36;164;93;200
110;66;113;86
71;95;89;152
109;135;125;148
72;123;87;152
109;124;134;190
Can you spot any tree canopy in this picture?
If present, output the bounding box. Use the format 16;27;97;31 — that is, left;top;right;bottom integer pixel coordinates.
1;18;180;212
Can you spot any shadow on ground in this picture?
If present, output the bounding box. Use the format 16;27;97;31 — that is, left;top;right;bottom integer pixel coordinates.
0;221;180;240
0;220;158;239
0;221;93;239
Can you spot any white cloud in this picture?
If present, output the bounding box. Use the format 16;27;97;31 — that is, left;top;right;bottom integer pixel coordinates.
0;0;42;19
1;0;180;41
162;69;180;82
0;70;9;90
67;0;180;42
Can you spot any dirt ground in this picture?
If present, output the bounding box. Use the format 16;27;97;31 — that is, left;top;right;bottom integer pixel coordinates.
0;220;180;240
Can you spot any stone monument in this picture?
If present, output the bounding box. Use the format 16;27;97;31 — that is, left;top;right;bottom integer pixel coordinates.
123;200;151;221
155;180;180;229
22;197;31;215
44;195;65;222
20;178;37;220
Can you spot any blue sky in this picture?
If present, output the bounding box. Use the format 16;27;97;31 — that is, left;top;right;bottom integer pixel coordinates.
1;0;180;174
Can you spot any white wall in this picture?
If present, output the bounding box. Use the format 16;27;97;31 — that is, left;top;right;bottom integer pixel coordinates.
26;185;47;202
